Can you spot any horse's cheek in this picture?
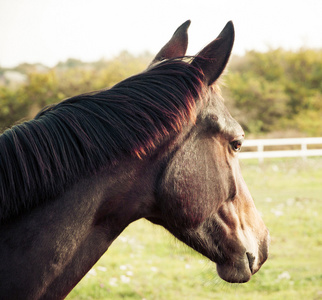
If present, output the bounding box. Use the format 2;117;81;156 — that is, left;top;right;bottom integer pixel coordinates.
175;188;207;228
162;164;210;229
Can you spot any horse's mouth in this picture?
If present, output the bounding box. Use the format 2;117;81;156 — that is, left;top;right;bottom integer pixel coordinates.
215;252;258;283
246;252;255;273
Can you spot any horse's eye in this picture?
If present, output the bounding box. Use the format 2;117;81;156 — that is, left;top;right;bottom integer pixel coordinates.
231;140;242;152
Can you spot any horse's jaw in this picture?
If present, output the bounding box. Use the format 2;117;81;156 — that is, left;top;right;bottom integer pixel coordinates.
156;212;269;284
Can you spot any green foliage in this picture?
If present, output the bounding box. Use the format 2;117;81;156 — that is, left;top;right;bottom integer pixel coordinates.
1;49;321;136
224;71;290;133
0;52;152;131
0;86;30;131
23;70;60;108
224;49;322;136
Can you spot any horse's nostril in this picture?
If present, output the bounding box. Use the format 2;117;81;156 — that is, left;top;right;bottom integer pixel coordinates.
246;252;255;273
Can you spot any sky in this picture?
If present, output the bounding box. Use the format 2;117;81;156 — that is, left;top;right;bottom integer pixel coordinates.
0;0;321;68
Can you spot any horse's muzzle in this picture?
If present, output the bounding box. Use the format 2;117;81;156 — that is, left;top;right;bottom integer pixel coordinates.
216;231;269;283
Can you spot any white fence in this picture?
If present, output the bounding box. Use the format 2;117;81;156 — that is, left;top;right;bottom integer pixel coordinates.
239;137;322;162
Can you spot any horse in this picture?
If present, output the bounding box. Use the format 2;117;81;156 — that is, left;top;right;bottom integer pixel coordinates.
0;20;269;299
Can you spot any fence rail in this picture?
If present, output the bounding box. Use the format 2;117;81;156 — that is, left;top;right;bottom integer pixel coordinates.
239;137;322;162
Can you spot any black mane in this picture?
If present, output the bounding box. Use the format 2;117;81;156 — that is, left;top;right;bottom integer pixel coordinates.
0;59;205;222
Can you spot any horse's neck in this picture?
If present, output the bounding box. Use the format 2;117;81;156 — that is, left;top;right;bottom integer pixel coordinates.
0;159;158;299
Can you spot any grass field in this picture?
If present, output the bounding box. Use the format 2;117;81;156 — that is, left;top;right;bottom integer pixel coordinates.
67;157;322;300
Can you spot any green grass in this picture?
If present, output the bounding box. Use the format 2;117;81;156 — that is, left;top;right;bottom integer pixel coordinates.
67;157;322;300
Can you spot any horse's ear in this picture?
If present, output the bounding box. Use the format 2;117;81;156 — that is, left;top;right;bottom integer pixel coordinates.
191;21;234;86
149;20;191;66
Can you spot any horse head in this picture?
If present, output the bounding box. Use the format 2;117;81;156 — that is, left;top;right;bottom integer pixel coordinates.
147;21;269;283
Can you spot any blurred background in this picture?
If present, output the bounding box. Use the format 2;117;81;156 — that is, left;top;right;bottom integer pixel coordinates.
0;1;321;299
0;0;321;137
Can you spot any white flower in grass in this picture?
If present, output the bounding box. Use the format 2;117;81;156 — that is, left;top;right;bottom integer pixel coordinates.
119;236;129;243
271;208;284;217
126;270;133;276
88;268;97;276
97;266;107;272
109;277;118;286
272;165;279;172
286;198;295;206
120;264;132;271
277;271;291;280
150;266;158;272
120;275;131;283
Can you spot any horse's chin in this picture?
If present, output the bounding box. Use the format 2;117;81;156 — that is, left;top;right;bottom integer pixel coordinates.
216;259;253;283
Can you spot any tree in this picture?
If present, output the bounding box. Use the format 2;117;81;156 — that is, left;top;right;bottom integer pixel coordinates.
224;49;322;136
